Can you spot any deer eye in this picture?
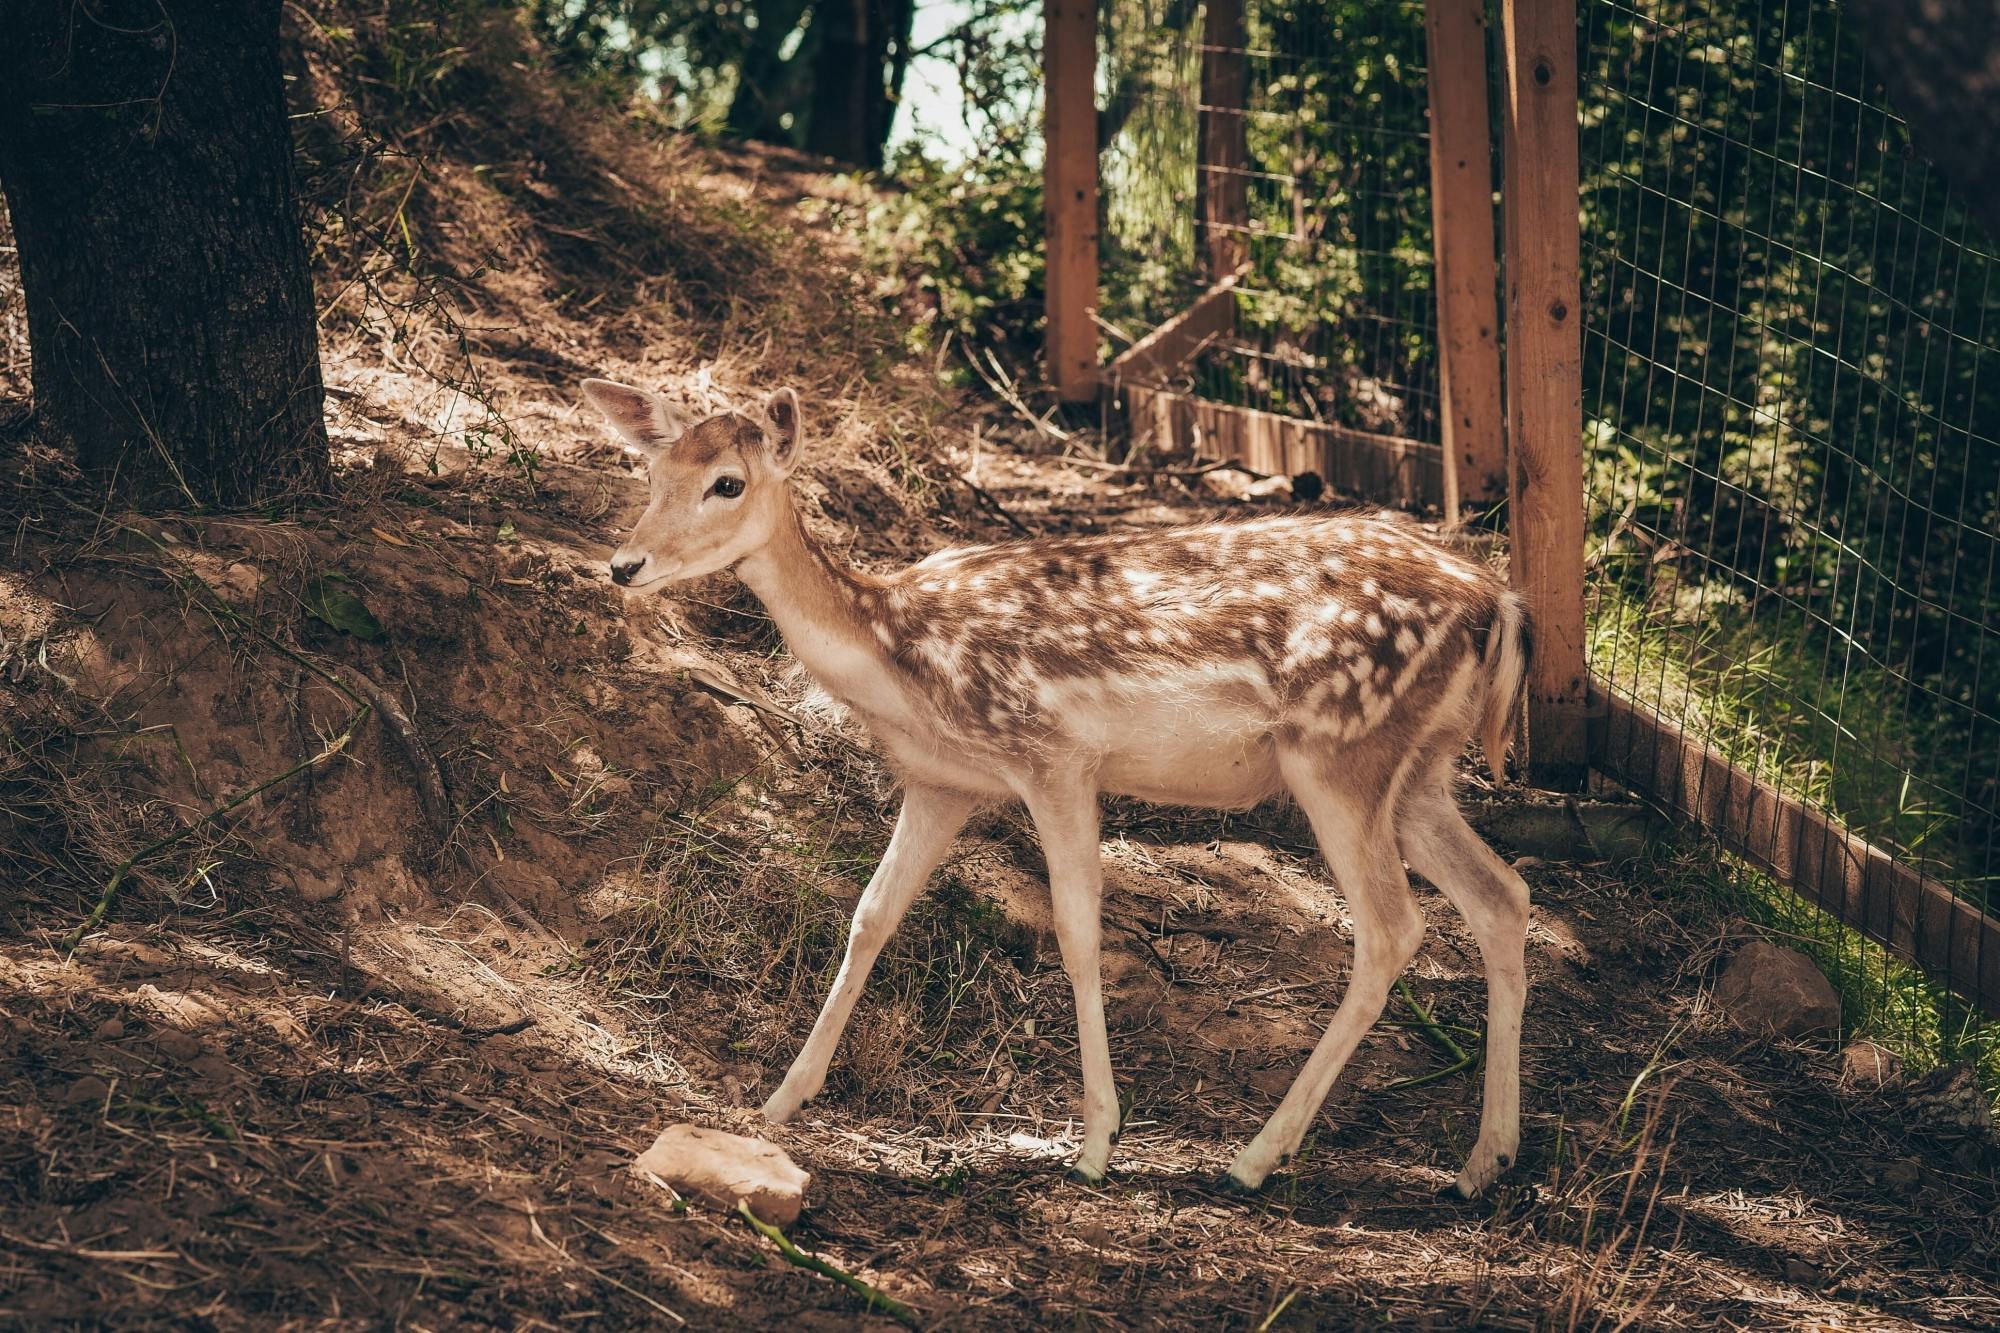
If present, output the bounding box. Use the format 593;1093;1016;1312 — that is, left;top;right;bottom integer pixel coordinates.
708;475;745;499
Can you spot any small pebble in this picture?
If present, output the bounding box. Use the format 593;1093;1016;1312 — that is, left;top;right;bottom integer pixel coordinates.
65;1074;110;1106
152;1030;203;1062
93;1018;126;1042
1838;1039;1900;1090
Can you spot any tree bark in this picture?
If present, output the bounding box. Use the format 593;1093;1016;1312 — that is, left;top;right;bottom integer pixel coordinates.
879;0;917;159
1848;0;2000;244
0;0;329;506
727;0;817;144
802;0;907;167
804;0;877;165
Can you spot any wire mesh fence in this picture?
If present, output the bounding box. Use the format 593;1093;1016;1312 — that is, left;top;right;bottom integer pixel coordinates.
1098;0;1444;444
1091;0;2000;1081
1579;0;1999;1074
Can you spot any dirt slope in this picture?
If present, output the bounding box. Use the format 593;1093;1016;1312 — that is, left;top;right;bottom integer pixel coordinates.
3;9;1999;1329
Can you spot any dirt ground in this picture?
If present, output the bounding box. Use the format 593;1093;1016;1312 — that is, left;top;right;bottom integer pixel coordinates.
5;391;1999;1332
4;15;2000;1328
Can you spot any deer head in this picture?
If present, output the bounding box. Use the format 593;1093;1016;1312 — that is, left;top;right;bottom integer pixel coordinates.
582;379;803;590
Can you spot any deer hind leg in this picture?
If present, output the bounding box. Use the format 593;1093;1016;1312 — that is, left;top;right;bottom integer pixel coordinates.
1020;780;1118;1183
763;784;977;1124
1226;742;1425;1191
1399;770;1530;1198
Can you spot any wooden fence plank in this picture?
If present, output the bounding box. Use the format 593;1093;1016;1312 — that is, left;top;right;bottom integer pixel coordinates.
1104;268;1246;388
1124;383;1444;508
1424;0;1507;513
1500;0;1588;788
1044;0;1099;403
1591;685;2000;1017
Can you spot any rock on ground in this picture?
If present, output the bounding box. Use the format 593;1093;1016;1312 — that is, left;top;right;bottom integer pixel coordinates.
1713;940;1842;1040
631;1124;810;1226
1839;1040;1902;1090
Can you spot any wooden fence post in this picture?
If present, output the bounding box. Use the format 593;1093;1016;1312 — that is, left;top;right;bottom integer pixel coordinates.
1424;0;1506;516
1500;0;1588;788
1198;0;1249;278
1044;0;1099;403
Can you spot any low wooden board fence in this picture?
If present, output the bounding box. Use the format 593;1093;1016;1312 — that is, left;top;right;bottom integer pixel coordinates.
1594;691;2000;1018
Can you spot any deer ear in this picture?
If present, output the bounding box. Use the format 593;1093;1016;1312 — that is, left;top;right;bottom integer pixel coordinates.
581;379;688;456
761;387;802;473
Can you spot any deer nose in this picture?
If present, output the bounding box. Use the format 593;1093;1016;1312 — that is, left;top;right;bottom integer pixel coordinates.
609;554;647;586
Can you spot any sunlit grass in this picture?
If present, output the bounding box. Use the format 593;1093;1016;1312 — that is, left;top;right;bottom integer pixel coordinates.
1589;583;2000;1105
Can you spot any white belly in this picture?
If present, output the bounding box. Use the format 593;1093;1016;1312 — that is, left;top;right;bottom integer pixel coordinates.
1042;667;1286;809
1096;732;1283;808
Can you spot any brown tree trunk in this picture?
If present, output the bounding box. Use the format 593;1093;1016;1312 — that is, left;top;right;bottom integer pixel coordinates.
0;0;329;507
727;0;817;144
879;0;916;158
802;0;909;168
805;0;878;165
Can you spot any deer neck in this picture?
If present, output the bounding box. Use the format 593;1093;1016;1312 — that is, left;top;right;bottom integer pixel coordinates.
732;506;906;722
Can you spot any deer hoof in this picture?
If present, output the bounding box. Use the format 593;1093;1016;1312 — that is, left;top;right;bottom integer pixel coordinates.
1215;1169;1264;1196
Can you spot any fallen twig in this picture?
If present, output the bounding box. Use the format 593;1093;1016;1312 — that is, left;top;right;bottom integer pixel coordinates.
736;1200;920;1328
1051;453;1279;482
324;660;453;849
1384;978;1480;1091
963;346;1072;444
1255;1290;1300;1333
958;473;1033;536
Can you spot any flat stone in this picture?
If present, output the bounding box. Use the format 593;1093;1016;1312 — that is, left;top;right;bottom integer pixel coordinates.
1713;941;1841;1040
631;1124;810;1226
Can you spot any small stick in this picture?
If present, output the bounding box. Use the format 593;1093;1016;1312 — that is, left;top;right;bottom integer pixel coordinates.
1255;1289;1300;1333
962;347;1072;444
1052;453;1280;482
958;473;1033;536
325;662;453;846
1383;978;1480;1091
735;1201;920;1328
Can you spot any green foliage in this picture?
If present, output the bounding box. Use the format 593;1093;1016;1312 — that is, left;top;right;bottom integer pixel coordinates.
529;0;759;125
1099;0;1442;436
300;574;387;642
871;148;1048;364
1579;0;2000;895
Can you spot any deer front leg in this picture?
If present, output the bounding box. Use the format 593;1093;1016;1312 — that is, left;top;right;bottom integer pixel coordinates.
763;784;976;1123
1021;781;1117;1183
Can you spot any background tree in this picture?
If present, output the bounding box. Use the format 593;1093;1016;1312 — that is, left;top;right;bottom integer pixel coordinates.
1849;0;2000;242
0;0;329;505
533;0;917;167
801;0;916;167
726;0;819;142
